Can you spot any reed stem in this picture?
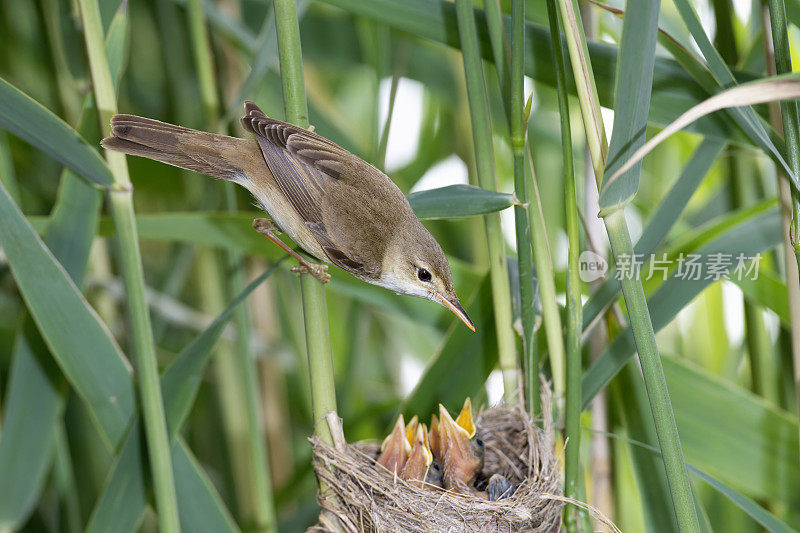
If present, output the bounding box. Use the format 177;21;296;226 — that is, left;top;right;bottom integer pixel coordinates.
482;0;565;404
77;0;180;530
185;0;277;527
454;0;519;405
509;0;539;413
555;0;698;529
274;0;338;445
765;0;800;265
763;0;800;451
555;0;606;185
545;0;580;528
604;210;697;532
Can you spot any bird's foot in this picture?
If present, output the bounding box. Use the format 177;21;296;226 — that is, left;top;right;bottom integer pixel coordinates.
252;217;282;235
252;218;330;283
486;474;514;501
291;263;331;284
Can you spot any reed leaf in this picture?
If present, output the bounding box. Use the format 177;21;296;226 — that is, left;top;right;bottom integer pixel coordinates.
0;78;113;187
583;139;724;333
583;204;781;406
603;76;800;201
0;179;135;446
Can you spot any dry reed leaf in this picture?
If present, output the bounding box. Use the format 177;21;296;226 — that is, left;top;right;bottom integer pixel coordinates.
601;77;800;199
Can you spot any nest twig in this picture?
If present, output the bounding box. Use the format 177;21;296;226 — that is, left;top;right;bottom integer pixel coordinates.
309;385;567;532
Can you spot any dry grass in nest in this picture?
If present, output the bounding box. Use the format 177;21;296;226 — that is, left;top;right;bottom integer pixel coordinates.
309;386;572;532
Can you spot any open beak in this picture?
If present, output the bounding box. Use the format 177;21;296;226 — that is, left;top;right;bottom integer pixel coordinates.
438;404;483;487
432;292;475;332
400;424;433;484
405;415;419;445
378;415;411;475
454;397;476;438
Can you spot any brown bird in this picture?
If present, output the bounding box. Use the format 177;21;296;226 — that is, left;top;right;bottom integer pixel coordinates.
101;103;474;330
437;401;484;490
377;415;410;475
400;423;442;487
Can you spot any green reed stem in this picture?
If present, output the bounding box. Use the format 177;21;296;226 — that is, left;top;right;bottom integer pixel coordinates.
483;0;509;112
482;0;565;404
605;211;697;533
555;0;698;529
275;0;310;128
185;0;277;528
555;0;606;185
187;0;220;127
455;0;519;405
545;0;580;529
713;0;778;405
509;0;539;414
766;0;800;264
274;0;338;445
77;0;180;530
764;0;800;453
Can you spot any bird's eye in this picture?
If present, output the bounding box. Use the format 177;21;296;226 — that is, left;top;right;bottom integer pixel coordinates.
475;438;484;448
417;268;432;282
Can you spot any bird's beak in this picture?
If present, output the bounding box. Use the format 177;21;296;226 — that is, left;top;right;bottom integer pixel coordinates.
400;424;433;484
405;415;419;445
429;414;441;458
438;404;483;486
455;397;476;438
431;292;475;332
378;415;411;475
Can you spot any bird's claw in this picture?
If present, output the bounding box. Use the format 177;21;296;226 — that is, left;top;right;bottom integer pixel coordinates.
291;263;331;283
252;217;281;235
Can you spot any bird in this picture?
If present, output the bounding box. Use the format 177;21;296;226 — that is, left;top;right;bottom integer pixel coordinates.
400;423;442;488
437;401;484;490
437;399;514;500
377;414;410;475
101;102;474;331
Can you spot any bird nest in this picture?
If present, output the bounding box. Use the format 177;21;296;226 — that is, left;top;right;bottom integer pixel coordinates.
309;390;565;532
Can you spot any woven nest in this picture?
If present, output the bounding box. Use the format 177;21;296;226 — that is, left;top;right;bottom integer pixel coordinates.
309;391;564;532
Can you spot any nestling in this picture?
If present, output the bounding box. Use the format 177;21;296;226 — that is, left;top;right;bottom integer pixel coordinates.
101;102;474;330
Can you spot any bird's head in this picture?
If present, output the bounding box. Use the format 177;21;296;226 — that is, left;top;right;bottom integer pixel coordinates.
379;222;474;331
438;399;484;488
377;414;410;475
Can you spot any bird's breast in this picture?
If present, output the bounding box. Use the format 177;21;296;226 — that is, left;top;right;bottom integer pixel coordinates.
247;181;328;261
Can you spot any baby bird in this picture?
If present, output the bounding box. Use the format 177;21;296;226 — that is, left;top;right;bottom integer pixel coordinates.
400;424;442;488
377;415;410;476
438;399;514;501
437;400;484;490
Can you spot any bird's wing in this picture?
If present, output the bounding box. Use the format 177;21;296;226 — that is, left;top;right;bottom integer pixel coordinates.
240;102;380;277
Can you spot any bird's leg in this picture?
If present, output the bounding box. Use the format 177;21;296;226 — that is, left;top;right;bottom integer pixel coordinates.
252;217;281;234
252;218;331;283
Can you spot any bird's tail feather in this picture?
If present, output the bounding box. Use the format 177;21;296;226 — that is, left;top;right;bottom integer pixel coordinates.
101;114;257;181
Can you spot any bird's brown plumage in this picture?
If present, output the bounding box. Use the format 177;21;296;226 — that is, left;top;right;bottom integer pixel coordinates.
239;102;415;280
101;102;471;329
102;103;433;283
